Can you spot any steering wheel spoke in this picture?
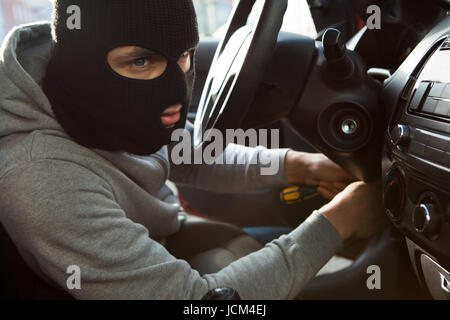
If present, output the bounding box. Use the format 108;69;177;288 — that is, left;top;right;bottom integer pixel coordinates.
194;0;288;148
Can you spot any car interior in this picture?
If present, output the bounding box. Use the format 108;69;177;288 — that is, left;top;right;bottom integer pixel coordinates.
1;0;450;300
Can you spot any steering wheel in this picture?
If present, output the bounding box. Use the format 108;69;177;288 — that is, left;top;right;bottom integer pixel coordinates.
194;0;288;148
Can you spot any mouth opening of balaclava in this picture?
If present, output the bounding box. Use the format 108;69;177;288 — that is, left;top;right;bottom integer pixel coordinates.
43;0;199;155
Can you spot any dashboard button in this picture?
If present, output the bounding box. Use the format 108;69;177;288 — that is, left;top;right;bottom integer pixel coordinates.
429;82;446;97
434;100;450;117
413;193;441;240
413;203;441;239
442;84;450;99
391;124;410;146
422;98;438;113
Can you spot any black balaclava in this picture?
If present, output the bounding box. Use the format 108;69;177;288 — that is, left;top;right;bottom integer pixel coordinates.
43;0;199;155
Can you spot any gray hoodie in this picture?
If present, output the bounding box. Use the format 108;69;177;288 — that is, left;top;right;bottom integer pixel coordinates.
0;23;343;300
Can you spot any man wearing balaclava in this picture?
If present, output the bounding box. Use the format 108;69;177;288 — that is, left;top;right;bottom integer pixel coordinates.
0;0;384;299
44;0;199;155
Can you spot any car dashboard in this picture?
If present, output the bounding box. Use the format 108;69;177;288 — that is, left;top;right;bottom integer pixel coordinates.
382;14;450;300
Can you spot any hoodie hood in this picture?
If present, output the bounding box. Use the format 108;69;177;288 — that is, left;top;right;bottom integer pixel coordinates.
0;22;63;139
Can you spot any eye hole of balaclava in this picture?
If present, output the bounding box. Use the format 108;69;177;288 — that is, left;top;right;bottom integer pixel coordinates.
107;46;194;81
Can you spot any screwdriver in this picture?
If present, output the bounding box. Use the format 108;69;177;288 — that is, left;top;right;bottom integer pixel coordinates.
280;185;320;205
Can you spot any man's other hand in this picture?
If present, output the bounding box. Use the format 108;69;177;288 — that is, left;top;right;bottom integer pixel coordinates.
319;181;388;241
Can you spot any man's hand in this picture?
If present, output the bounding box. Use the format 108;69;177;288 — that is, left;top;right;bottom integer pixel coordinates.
285;151;354;199
319;181;388;241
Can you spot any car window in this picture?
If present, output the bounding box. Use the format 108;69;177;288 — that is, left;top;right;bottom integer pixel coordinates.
0;0;317;41
0;0;53;41
193;0;317;39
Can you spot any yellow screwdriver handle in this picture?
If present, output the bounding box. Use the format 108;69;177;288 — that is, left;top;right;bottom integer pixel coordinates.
280;185;320;205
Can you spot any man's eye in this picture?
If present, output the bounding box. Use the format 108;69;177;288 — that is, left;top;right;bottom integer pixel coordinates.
133;58;149;68
181;51;190;59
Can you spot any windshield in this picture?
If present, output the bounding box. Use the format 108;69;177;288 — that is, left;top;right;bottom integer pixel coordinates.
0;0;317;41
194;0;317;39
